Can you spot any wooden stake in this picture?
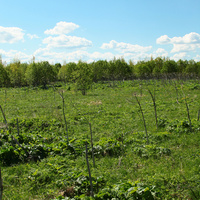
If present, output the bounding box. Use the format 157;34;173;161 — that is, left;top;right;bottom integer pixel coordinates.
0;168;3;200
182;89;192;131
89;123;95;168
147;88;158;129
197;109;200;121
0;105;7;126
134;94;149;144
58;91;69;144
85;142;94;197
173;81;180;104
17;118;20;137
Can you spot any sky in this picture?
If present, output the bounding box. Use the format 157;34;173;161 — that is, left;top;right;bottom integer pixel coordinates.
0;0;200;64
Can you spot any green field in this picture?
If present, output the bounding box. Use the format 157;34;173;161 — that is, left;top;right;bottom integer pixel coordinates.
0;79;200;199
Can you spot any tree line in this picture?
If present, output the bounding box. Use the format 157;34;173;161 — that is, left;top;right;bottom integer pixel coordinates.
0;57;200;93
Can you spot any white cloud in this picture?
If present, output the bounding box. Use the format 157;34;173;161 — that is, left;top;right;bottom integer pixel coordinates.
171;32;200;44
101;40;152;53
170;52;189;61
44;21;79;35
157;32;200;53
156;35;171;44
0;49;32;63
171;43;200;53
0;26;24;43
33;48;115;63
194;55;200;62
155;48;168;57
27;34;39;39
157;32;200;45
43;35;92;49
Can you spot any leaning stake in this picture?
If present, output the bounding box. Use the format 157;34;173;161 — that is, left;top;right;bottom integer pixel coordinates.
89;122;95;168
17;118;20;137
0;105;7;126
59;91;69;144
182;89;192;131
134;94;149;144
197;109;200;121
147;88;158;129
85;141;94;197
0;168;3;200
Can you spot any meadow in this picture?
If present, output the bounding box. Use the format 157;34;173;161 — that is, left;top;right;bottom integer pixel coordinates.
0;79;200;199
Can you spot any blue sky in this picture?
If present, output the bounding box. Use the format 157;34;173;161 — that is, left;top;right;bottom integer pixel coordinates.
0;0;200;64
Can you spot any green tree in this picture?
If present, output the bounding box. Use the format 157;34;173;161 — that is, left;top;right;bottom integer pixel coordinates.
177;59;188;73
196;61;200;75
146;59;156;75
153;57;164;75
107;58;132;80
91;60;109;82
128;60;135;77
184;60;198;74
25;62;40;86
39;61;56;87
25;61;55;87
134;61;151;78
114;58;132;80
53;63;62;81
72;61;93;95
161;60;177;73
0;63;10;87
7;59;26;87
108;58;118;81
58;62;77;82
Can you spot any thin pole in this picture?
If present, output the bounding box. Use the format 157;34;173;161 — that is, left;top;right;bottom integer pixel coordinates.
134;94;149;144
0;168;3;200
58;91;69;144
0;105;7;126
182;89;192;131
17;118;20;137
85;142;94;197
147;88;158;129
89;122;95;168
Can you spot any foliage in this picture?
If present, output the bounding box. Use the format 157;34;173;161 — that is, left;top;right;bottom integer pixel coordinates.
133;144;171;159
90;60;109;82
0;79;200;199
0;63;10;87
72;61;93;95
95;180;156;200
58;62;77;82
7;60;27;86
25;61;56;87
1;57;200;88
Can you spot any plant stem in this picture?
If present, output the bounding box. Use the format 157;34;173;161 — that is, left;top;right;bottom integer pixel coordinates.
62;97;69;144
0;168;3;200
59;91;69;144
147;88;158;129
4;89;7;112
85;142;94;197
89;122;95;168
197;109;200;121
0;105;7;126
182;90;192;131
134;94;149;144
0;106;29;157
17;118;20;137
180;173;198;199
173;80;179;104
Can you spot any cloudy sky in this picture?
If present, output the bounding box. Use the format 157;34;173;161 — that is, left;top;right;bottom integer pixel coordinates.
0;0;200;64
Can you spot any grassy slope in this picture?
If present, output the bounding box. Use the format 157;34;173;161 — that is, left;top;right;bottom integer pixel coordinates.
0;79;200;199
